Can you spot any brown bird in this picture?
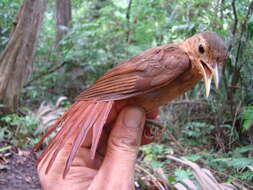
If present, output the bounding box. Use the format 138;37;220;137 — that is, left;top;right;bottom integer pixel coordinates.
33;31;227;178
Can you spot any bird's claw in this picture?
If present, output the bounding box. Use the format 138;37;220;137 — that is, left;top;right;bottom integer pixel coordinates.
144;119;165;140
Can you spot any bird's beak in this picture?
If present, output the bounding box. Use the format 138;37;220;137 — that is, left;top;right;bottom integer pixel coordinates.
213;64;219;89
199;61;219;97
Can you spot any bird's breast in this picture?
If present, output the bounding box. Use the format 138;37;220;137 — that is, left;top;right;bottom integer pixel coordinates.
129;70;202;111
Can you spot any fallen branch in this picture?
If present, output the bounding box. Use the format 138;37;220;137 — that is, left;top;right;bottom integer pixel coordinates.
135;164;166;190
167;155;252;190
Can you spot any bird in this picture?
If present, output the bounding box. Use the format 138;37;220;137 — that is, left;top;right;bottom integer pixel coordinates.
33;31;227;178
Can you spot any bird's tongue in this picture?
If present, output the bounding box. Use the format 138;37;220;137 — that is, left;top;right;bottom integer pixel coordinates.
201;61;212;78
199;60;213;97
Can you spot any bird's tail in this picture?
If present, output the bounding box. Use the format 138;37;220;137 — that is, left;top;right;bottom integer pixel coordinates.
32;100;114;178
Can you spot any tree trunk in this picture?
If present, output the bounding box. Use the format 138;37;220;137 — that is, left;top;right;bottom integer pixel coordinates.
0;0;47;112
55;0;71;45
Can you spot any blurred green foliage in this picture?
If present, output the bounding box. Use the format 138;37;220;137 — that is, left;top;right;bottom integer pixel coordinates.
0;113;39;147
0;0;253;187
241;106;253;131
0;0;21;51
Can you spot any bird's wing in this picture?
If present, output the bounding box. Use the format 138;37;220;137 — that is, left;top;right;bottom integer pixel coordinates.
76;44;191;101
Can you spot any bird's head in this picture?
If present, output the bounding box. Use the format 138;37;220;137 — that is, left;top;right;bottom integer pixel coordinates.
182;31;227;97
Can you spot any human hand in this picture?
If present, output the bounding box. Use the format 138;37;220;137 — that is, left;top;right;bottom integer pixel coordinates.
38;106;147;190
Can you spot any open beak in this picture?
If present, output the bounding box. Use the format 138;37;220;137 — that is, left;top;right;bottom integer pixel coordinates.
199;61;219;97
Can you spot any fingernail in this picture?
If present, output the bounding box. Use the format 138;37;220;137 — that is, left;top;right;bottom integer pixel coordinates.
123;107;144;128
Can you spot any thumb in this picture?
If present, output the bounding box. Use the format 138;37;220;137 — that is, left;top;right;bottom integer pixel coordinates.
89;106;145;190
107;106;146;157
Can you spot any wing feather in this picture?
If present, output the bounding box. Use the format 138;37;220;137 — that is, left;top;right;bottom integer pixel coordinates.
77;44;190;101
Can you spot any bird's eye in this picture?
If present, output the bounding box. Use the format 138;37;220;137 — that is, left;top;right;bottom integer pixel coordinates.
198;44;205;54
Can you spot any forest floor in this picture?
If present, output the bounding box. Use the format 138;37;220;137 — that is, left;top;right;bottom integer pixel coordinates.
0;144;41;190
0;145;144;190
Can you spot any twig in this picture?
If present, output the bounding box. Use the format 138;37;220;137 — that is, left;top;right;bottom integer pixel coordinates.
231;0;238;36
135;164;166;190
208;168;253;190
227;0;238;53
234;0;253;68
219;0;225;21
229;101;241;148
168;155;253;190
227;0;253;104
169;100;209;106
126;0;133;43
24;61;68;87
224;0;237;97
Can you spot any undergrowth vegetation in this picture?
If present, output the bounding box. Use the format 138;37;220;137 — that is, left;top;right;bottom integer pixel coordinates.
0;0;253;189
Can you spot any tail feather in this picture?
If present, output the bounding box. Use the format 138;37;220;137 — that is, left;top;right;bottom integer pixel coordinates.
90;101;113;159
45;101;93;174
32;101;83;153
35;101;90;165
62;102;103;178
34;100;114;178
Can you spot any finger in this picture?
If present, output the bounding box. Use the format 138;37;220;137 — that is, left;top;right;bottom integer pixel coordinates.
38;144;97;190
89;106;145;190
107;106;145;157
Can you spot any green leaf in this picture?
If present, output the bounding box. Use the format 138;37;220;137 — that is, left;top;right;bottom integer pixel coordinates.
182;155;202;162
240;106;253;132
0;145;11;152
167;176;176;183
174;169;192;181
212;158;253;169
232;145;253;156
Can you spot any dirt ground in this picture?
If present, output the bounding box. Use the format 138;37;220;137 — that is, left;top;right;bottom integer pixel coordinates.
0;150;41;190
0;149;144;190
